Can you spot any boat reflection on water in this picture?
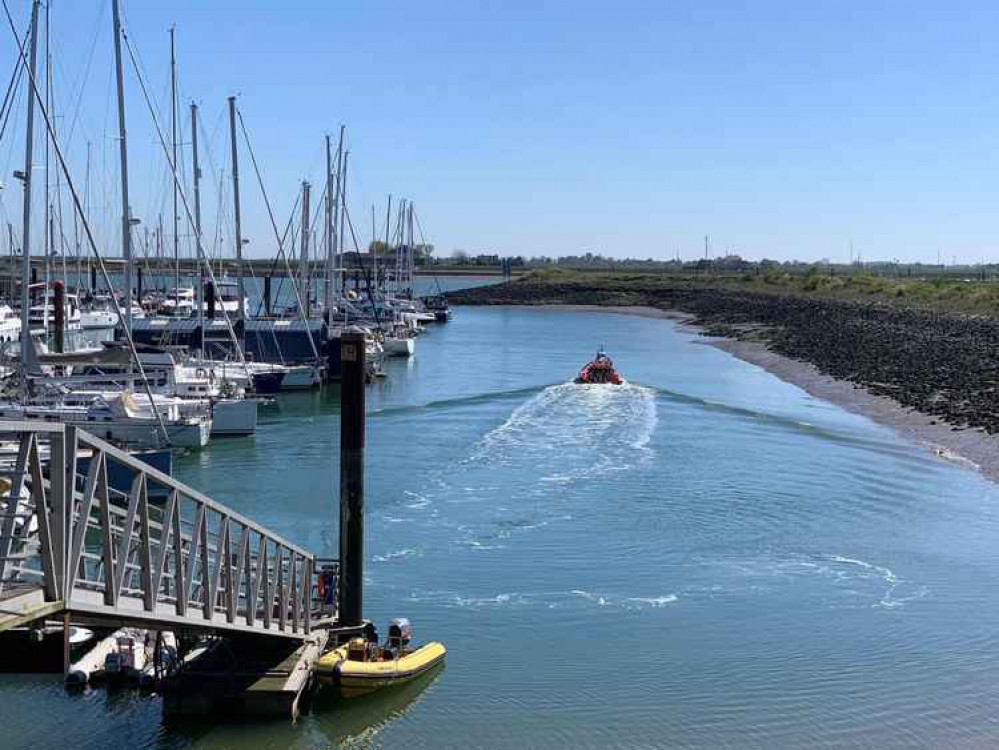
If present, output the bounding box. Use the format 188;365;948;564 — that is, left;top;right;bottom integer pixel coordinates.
309;661;446;743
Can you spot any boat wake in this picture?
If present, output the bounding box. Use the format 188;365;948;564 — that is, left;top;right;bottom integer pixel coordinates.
468;381;658;480
371;382;658;560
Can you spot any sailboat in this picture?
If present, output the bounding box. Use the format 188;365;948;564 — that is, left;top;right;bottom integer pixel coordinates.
0;0;212;452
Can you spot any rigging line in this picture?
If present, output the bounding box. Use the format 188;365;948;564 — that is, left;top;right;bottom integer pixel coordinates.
235;108;320;361
412;208;443;296
342;201;383;329
118;23;249;374
0;18;25;143
250;190;300;320
242;198;298;362
49;0;105;152
266;194;305;323
1;0;171;444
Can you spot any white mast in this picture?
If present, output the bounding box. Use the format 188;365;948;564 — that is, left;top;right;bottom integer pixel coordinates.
170;25;179;306
111;0;133;334
18;0;41;401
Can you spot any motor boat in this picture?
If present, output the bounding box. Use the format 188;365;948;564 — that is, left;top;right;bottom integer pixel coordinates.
574;349;623;385
317;618;446;698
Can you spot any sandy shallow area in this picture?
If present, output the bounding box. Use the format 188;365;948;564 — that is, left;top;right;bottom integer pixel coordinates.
530;304;694;321
706;336;998;481
520;303;999;483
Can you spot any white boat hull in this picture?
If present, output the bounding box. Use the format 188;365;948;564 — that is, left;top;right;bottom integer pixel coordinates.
211;398;257;436
279;365;321;390
383;337;415;357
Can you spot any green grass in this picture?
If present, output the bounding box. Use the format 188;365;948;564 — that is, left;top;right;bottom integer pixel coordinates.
496;269;999;316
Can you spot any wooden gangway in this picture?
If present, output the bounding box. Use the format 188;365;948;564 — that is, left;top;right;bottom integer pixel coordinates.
0;420;336;641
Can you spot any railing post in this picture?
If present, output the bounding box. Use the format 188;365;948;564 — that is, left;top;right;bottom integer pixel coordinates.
49;427;67;601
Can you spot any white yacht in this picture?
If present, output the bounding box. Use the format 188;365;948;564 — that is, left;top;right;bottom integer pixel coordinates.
158;287;195;318
27;285;83;335
198;279;249;317
0;393;211;450
79;293;119;330
41;348;257;437
0;304;22;346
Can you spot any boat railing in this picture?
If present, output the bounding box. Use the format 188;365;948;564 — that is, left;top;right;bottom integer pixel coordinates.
0;420;327;640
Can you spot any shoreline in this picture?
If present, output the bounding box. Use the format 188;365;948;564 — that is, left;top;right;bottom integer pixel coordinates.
468;302;999;483
706;336;994;481
524;303;694;321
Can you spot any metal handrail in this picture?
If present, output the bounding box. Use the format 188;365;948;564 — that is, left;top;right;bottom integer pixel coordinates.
0;420;323;639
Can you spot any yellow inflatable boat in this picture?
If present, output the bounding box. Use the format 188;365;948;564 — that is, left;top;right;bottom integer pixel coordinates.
317;619;446;698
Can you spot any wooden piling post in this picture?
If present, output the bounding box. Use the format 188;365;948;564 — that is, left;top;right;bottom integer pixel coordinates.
338;329;366;627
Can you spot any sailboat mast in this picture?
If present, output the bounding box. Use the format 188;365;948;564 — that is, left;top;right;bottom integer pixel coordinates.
227;96;244;323
324;133;333;318
43;0;50;335
84;141;91;290
170;26;179;305
371;203;377;290
409;202;415;294
192;102;204;355
111;0;133;334
384;195;392;295
19;0;41;400
341;149;349;264
334;125;344;298
299;181;311;313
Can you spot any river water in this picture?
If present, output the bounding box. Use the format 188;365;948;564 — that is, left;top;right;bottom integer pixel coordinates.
3;304;999;748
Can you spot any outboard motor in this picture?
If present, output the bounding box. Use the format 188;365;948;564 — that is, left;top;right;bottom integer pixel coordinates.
387;618;412;651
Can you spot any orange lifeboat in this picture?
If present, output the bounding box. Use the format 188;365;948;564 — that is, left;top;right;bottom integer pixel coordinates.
574;350;623;385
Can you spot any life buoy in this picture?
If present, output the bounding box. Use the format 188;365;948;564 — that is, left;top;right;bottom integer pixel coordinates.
195;367;208;379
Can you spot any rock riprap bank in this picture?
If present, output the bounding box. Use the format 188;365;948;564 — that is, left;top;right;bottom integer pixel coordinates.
449;276;999;435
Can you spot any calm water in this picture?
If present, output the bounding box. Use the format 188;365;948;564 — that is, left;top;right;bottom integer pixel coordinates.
4;306;999;748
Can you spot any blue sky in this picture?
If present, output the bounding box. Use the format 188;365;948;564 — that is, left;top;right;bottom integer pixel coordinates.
3;0;999;262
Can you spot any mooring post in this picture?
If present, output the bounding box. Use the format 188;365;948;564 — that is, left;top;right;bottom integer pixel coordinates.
339;328;366;627
52;280;65;353
205;281;215;319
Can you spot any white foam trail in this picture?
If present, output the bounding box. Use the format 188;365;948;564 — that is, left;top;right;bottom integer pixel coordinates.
469;382;658;479
626;595;679;608
371;548;420;563
827;555;897;584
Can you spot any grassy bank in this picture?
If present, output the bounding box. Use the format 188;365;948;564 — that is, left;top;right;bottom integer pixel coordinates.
449;268;999;316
